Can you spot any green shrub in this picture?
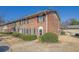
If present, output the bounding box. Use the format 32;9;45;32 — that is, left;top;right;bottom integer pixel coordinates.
0;32;37;41
40;32;58;43
12;32;21;37
12;32;37;41
0;32;13;35
22;35;37;41
61;31;65;35
0;32;5;34
5;32;13;34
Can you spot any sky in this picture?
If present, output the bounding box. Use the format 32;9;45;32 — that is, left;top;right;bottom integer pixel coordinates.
0;6;79;23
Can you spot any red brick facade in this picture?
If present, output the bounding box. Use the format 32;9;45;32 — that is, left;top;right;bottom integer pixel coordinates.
0;10;60;36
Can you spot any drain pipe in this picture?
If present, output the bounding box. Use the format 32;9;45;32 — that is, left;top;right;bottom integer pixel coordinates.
46;14;48;33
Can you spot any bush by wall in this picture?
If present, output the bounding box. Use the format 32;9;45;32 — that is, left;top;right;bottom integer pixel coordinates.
12;32;37;41
12;32;21;37
0;32;37;41
22;35;37;41
0;32;13;34
40;32;58;43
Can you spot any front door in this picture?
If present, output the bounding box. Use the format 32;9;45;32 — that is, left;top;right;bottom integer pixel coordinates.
38;26;43;36
39;29;43;35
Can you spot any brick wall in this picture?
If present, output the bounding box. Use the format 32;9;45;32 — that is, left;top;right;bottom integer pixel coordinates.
47;12;60;35
0;11;60;36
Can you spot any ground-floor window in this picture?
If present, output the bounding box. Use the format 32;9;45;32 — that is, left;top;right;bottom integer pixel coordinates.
15;27;37;35
17;28;19;33
29;28;31;35
26;29;28;34
21;28;24;34
31;28;36;35
34;28;36;34
16;27;19;33
13;27;16;32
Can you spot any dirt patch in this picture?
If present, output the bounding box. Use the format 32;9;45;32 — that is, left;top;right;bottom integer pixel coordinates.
59;35;79;43
1;35;79;52
1;36;24;46
10;35;79;52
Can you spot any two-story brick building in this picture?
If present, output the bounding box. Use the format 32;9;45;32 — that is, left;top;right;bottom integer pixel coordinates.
0;10;60;36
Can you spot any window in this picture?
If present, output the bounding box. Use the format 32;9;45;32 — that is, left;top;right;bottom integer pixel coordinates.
27;29;30;35
17;28;19;33
26;29;28;34
19;21;22;25
22;28;24;34
21;21;23;25
38;16;44;22
24;28;26;34
22;20;25;24
26;19;31;24
31;28;36;35
22;19;26;24
34;28;36;34
26;20;29;24
29;28;31;35
13;22;16;26
19;19;25;25
13;27;16;32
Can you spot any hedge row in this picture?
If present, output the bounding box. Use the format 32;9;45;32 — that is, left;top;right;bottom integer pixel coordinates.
0;32;58;43
0;32;37;41
12;32;37;41
0;32;13;34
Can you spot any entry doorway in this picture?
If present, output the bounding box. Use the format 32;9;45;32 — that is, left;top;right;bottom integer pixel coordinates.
38;26;43;36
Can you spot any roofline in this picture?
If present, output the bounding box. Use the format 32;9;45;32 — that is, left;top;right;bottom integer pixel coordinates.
0;10;59;26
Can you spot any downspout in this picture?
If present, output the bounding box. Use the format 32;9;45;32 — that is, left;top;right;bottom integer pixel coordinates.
46;14;48;33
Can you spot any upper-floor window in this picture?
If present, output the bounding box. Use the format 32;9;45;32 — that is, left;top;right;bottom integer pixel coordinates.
26;20;29;24
22;20;25;24
13;22;16;26
22;19;26;24
19;21;22;25
19;19;26;25
26;19;31;24
38;16;44;22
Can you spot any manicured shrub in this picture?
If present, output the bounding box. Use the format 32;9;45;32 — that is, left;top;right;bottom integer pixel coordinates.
12;32;37;41
12;32;21;37
22;35;37;41
40;32;58;43
61;31;65;35
0;32;37;41
0;32;13;35
0;32;5;34
31;35;37;40
5;32;13;34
